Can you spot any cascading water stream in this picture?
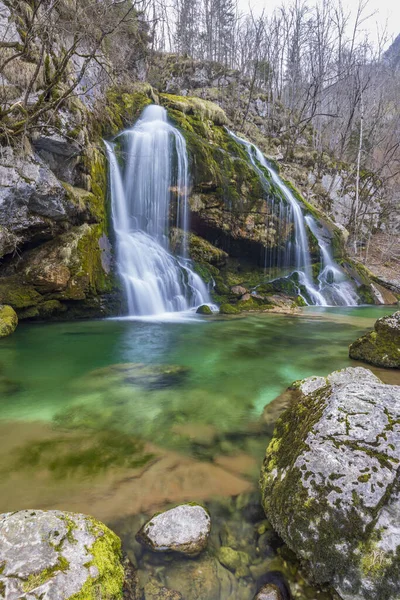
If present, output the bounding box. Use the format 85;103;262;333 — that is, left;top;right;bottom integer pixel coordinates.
228;130;359;306
305;215;359;306
105;105;210;316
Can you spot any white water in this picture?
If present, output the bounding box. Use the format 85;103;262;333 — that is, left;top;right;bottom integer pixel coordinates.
106;105;210;316
305;215;359;306
229;130;359;306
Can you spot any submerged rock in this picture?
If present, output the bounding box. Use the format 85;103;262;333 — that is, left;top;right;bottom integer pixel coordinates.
84;362;190;391
349;310;400;368
260;367;400;600
0;304;18;337
217;546;251;577
0;509;133;599
136;504;211;556
144;581;183;599
254;584;283;600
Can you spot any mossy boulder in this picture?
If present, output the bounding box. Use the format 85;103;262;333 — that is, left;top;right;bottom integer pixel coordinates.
349;311;400;368
260;367;400;600
219;303;240;315
0;510;138;599
196;304;213;315
0;304;18;337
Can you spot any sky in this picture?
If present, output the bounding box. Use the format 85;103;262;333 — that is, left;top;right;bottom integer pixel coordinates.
238;0;399;50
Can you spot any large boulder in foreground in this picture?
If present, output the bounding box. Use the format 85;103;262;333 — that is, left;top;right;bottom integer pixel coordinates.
0;304;18;337
260;367;400;600
137;504;211;556
0;509;135;599
349;310;400;368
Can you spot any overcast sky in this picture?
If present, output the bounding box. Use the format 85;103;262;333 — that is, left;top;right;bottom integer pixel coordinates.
238;0;399;49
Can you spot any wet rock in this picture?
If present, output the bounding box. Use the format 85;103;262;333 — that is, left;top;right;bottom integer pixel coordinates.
144;580;183;599
196;304;213;315
164;553;255;600
217;546;251;577
85;362;190;391
349;310;400;368
260;367;400;600
136;504;211;556
0;509;132;599
254;583;283;600
0;304;18;337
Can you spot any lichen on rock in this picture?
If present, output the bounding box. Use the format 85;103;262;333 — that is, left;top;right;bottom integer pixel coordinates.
0;510;132;599
260;366;400;600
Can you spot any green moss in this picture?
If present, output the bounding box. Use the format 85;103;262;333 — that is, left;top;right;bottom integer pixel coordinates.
61;182;103;223
75;225;112;294
69;518;124;600
196;304;213;315
103;85;154;137
219;303;240;315
22;556;70;593
0;304;18;337
0;278;42;311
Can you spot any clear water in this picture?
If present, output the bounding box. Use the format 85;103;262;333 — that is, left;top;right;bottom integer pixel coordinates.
0;306;398;522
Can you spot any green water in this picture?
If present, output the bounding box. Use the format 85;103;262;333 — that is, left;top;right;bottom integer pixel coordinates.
0;305;398;519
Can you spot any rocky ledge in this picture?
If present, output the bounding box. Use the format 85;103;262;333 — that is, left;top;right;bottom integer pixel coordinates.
0;509;139;599
349;310;400;368
260;367;400;600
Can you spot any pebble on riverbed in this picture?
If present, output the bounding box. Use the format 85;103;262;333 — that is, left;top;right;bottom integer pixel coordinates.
136;503;211;556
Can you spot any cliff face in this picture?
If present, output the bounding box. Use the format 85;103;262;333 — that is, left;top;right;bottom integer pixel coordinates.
0;2;397;320
1;83;396;321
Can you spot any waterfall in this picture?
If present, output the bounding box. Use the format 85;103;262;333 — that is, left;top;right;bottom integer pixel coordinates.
105;105;210;316
228;130;359;306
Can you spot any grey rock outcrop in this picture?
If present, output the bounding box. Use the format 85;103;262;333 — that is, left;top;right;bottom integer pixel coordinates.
136;504;211;556
0;146;76;247
0;509;132;599
260;367;400;600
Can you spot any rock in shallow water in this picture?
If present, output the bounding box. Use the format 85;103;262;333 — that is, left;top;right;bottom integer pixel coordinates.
0;304;18;337
349;310;400;368
254;583;283;600
0;509;133;599
136;504;211;556
196;304;213;315
260;367;400;600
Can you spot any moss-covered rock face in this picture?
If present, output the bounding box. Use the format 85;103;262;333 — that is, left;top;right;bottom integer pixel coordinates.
159;93;290;265
0;224;117;320
349;311;400;368
260;367;400;600
0;304;18;337
0;510;135;599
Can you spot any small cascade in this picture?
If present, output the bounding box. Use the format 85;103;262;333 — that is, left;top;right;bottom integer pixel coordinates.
305;216;359;306
105;105;210;316
228;130;359;306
